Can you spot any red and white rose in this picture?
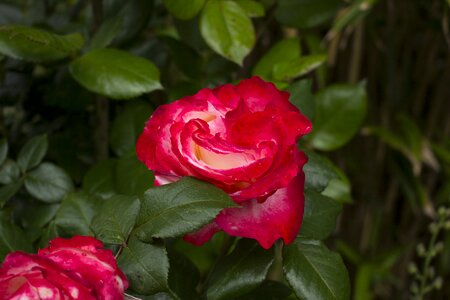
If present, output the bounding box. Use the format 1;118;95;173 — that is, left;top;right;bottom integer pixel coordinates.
137;77;312;249
0;236;128;300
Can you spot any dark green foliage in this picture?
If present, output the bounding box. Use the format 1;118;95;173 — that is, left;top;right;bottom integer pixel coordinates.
0;0;448;299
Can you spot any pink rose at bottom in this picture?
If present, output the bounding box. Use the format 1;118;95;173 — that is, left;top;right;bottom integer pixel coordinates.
137;76;312;249
0;236;128;300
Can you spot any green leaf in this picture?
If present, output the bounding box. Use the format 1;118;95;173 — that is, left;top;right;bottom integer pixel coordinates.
24;163;74;203
275;0;343;29
92;195;140;245
0;180;23;207
163;0;205;20
432;143;450;165
273;54;327;81
236;280;292;300
253;38;300;80
235;0;265;17
118;237;169;295
303;151;339;192
110;101;152;156
83;159;117;198
0;25;83;62
167;251;200;299
0;219;33;261
330;0;376;35
172;233;225;274
88;16;123;50
112;0;154;44
310;82;367;151
70;48;162;99
115;152;154;196
283;239;350;300
300;190;342;240
206;239;275;300
0;159;20;185
288;79;315;120
17;134;48;172
18;201;59;242
363;126;409;156
134;177;235;242
38;221;59;249
0;139;7;166
54;192;101;236
354;264;374;300
322;177;352;204
200;0;255;65
397;114;423;161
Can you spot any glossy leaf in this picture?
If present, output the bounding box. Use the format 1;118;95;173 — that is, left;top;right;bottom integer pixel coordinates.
118;237;169;295
311;82;368;151
18;202;59;242
206;239;274;300
0;180;23;207
236;280;292;300
163;0;205;20
168;251;200;299
17;134;48;172
322;176;352;204
0;219;33;261
19;202;59;231
110;101;153;156
235;0;265;17
82;159;117;198
273;54;327;81
253;38;300;80
115;152;154;196
54;192;101;236
70;48;162;99
275;0;343;29
283;239;350;300
300;190;342;240
113;0;154;44
92;195;140;245
24;163;74;203
200;0;255;65
0;139;7;166
0;25;83;62
134;177;236;242
303;151;339;192
288;79;315;120
0;159;20;185
88;16;123;50
38;221;59;249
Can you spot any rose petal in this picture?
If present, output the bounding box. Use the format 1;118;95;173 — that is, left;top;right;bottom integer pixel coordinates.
216;172;306;249
0;252;94;300
230;148;305;201
38;236;128;300
183;222;221;246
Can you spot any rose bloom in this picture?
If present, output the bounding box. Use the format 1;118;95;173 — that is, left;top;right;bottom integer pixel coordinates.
137;77;312;249
0;236;128;300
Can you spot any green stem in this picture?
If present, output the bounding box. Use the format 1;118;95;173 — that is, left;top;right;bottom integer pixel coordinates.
417;218;443;299
266;240;284;281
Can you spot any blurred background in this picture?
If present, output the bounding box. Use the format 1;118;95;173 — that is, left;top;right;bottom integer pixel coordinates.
0;0;449;299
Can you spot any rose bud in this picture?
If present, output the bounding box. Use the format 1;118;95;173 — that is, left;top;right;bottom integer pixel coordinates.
137;77;312;249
